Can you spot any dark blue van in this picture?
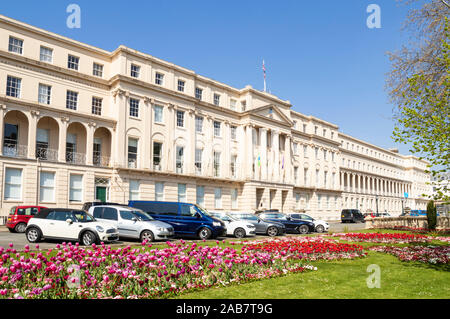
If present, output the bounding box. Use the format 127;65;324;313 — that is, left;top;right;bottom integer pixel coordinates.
127;201;226;240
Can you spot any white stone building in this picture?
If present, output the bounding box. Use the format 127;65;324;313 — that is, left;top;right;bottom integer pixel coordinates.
0;15;431;220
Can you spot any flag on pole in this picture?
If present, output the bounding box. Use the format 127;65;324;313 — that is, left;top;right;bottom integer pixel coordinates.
262;59;267;92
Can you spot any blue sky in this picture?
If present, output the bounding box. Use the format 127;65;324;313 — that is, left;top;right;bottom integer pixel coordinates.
0;0;418;154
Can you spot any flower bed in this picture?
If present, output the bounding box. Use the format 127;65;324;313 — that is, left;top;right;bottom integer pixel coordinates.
381;226;450;235
241;237;367;261
369;245;450;264
331;232;431;244
0;241;316;299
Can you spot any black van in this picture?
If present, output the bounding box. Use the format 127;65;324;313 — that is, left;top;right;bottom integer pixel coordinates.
341;209;365;223
128;201;226;240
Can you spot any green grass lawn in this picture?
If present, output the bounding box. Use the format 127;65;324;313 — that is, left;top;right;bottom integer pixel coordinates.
170;230;450;299
176;251;450;299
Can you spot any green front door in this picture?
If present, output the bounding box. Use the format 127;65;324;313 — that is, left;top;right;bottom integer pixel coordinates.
95;186;107;202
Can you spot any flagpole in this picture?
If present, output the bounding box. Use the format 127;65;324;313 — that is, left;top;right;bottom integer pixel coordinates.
263;59;267;92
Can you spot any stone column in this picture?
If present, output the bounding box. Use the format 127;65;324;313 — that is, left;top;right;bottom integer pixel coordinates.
284;135;292;184
245;124;254;179
186;109;195;175
0;104;5;156
260;127;268;181
273;131;279;182
86;122;96;166
28;110;39;160
58;117;69;162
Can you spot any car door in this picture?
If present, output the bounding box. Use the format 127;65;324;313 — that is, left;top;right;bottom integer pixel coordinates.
177;204;201;236
118;210;140;238
245;215;264;233
46;211;78;239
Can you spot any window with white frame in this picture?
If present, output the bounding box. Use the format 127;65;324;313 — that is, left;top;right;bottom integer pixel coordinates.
213;94;220;106
303;124;307;133
6;76;21;98
153;142;162;170
195;87;203;100
8;37;23;54
39;171;55;202
69;174;83;202
178;184;187;202
4;168;22;200
128;138;138;168
230;99;237;110
131;64;140;78
230;155;237;178
155;182;164;201
196;186;205;207
304;168;308;186
214;188;222;209
38;84;51;105
154;105;163;123
177;80;185;92
293;143;298;155
230;126;237;140
214;151;221;177
195;116;203;133
195;148;202;175
176;146;184;174
129;180;140;200
40;46;53;63
316;169;320;185
213;121;221;137
68;55;79;70
66;90;78;110
294;166;299;184
231;188;238;209
93;63;104;77
92;97;103;115
303;145;308;158
155;72;164;85
176;110;185;127
241;101;246;111
324;171;328;188
129;98;139;117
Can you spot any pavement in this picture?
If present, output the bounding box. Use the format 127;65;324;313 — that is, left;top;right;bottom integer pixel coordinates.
0;221;367;251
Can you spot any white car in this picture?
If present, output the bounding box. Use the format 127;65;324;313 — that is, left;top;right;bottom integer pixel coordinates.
210;212;256;238
88;205;174;242
25;208;119;245
287;213;329;233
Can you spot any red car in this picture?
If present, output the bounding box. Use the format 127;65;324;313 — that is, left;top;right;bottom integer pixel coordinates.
6;206;47;233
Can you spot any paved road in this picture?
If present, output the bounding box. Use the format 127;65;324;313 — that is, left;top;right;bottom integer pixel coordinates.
0;221;367;251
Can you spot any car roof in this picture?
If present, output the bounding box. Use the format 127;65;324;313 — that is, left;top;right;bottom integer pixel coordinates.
91;204;133;210
35;208;85;219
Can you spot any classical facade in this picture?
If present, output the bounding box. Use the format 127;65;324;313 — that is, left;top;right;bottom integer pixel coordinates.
0;15;431;220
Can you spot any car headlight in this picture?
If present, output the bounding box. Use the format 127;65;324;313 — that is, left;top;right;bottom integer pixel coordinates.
157;227;167;232
96;226;104;233
213;222;221;227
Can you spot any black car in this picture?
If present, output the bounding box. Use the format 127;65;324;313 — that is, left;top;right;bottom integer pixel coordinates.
255;212;315;234
341;209;365;223
229;212;286;236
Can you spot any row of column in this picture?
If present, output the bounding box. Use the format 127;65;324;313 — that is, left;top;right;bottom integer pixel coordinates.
341;171;411;198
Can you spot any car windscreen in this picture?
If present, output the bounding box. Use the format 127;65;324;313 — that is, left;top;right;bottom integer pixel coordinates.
73;211;95;223
9;206;17;215
196;205;212;217
132;209;154;221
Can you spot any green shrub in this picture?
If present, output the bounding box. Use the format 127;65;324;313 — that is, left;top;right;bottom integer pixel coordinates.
426;200;437;230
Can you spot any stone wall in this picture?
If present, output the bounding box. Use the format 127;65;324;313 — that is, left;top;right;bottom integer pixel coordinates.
365;216;450;230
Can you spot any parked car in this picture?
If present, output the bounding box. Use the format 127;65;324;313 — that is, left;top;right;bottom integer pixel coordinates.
228;212;286;236
25;208;119;245
88;205;174;242
255;212;315;234
128;201;227;240
286;213;329;233
209;212;256;238
82;201;125;212
341;209;365;223
6;205;47;233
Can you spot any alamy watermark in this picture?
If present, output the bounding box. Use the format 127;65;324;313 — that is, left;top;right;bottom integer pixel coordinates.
66;264;81;289
66;4;81;29
366;264;381;288
366;4;381;29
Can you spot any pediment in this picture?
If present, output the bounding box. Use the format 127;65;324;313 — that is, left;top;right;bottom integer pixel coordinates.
250;104;293;126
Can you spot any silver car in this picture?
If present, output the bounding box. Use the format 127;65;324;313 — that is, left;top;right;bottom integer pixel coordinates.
88;205;174;242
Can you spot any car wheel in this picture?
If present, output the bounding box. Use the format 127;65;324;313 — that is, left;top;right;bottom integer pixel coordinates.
26;227;41;243
267;226;279;237
297;225;309;234
233;227;246;238
315;225;325;233
140;230;154;242
81;231;97;246
14;222;27;233
198;227;212;240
